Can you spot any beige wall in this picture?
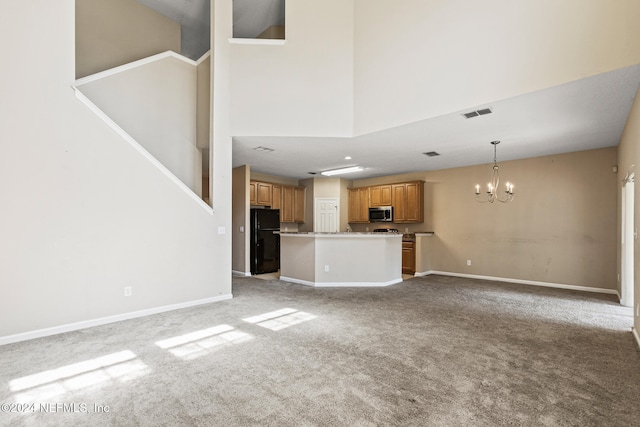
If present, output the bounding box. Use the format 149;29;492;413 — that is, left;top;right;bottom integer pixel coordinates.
250;172;299;186
232;165;250;274
354;0;640;135
617;85;640;335
0;0;231;341
76;0;181;78
352;148;618;290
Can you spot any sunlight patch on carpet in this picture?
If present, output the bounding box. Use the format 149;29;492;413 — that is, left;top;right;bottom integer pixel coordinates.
155;325;254;360
242;308;317;331
9;350;149;403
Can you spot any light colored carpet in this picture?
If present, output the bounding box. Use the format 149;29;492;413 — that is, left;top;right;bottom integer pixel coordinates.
0;275;638;426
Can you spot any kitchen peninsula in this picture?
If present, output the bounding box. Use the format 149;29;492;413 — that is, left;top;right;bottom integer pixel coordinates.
279;232;402;287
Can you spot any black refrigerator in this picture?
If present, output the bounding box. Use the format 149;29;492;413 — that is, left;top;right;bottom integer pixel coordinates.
250;208;280;274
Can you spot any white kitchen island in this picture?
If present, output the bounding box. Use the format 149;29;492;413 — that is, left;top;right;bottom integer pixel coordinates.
279;232;402;287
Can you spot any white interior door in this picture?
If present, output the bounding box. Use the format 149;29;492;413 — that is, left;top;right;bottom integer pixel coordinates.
315;198;339;232
621;174;634;307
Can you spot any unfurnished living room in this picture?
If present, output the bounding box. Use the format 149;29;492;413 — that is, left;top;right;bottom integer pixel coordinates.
2;1;640;426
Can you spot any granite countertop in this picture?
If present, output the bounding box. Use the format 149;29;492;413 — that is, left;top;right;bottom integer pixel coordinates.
278;232;403;238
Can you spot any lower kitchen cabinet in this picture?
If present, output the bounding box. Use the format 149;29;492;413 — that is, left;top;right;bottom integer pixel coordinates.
402;241;415;275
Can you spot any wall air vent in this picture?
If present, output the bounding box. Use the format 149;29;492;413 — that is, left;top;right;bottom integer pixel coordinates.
423;151;440;157
462;107;493;119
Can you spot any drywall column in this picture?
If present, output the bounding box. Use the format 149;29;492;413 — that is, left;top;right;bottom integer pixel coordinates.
211;0;234;284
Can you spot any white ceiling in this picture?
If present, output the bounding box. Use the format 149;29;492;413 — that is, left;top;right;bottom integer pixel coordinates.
233;64;640;180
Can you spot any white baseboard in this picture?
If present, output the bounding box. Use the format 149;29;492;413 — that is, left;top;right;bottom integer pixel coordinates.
0;294;233;347
633;327;640;350
414;270;618;295
232;270;251;277
280;276;402;288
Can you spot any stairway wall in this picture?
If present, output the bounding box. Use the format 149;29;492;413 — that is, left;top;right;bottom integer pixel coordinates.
77;55;202;196
0;0;230;342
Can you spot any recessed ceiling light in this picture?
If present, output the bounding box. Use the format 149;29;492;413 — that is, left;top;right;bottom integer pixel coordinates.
344;156;352;160
320;166;363;176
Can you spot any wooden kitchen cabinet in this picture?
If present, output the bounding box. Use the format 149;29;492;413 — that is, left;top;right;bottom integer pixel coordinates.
392;181;424;223
293;187;305;223
255;182;273;206
280;185;305;223
250;180;273;206
250;179;305;223
281;186;294;222
348;187;370;223
370;185;392;207
249;181;257;205
272;184;282;210
402;241;416;275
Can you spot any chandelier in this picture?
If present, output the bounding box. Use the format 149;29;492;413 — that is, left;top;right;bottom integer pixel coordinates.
475;140;515;203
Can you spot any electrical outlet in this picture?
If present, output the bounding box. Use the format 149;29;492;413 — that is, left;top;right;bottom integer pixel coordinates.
324;265;330;272
467;260;472;266
365;227;369;232
124;286;132;297
239;226;244;233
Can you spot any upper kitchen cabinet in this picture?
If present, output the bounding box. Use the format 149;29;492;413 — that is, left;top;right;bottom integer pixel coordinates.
251;180;273;206
281;186;294;222
249;181;257;205
250;179;305;223
281;185;305;223
272;184;282;210
392;181;424;223
293;187;305;223
348;187;369;223
370;185;392;207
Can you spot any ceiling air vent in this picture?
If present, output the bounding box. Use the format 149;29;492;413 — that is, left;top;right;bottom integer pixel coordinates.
462;107;493;119
253;146;275;152
423;151;440;157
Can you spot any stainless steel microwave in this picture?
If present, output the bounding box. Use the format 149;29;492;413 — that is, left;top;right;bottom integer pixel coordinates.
369;206;393;222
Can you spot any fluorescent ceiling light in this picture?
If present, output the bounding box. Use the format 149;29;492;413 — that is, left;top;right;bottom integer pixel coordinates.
321;166;363;176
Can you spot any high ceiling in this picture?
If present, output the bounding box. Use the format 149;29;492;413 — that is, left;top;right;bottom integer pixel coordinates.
135;1;640;181
233;65;640;180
